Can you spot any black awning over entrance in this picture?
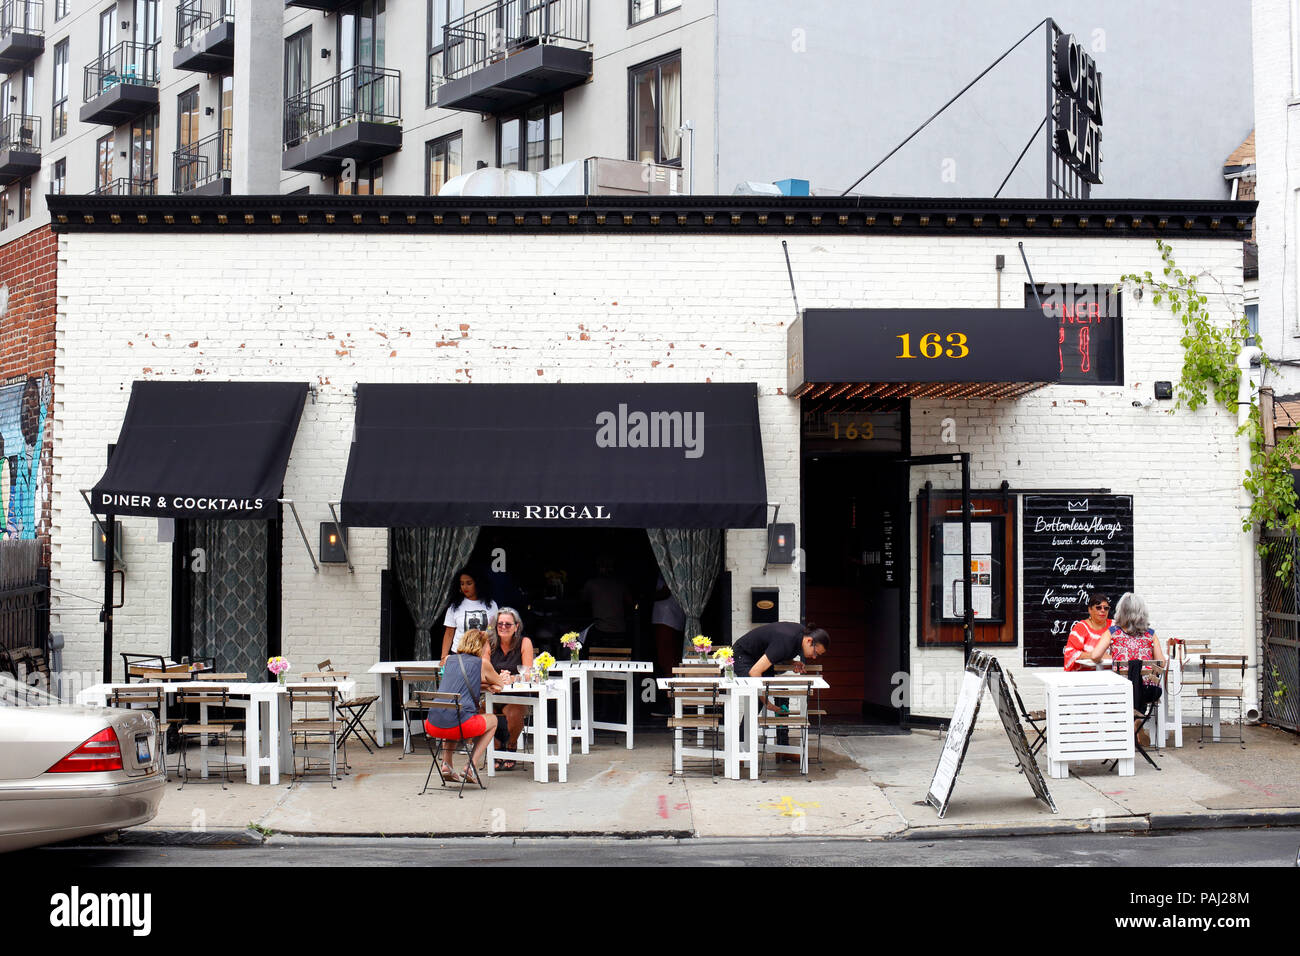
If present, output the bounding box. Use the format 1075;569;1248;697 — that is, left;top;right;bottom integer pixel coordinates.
340;383;768;529
91;381;309;519
788;308;1061;400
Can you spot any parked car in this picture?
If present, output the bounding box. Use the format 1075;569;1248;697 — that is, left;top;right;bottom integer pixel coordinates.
0;676;165;853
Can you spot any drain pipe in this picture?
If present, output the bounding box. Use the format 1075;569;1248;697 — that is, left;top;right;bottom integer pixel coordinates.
1238;345;1263;720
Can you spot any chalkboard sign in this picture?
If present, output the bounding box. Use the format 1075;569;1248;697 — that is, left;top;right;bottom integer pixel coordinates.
1022;495;1134;668
926;651;1057;818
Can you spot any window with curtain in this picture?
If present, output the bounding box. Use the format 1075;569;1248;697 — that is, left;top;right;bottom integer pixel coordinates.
18;179;30;220
51;159;66;196
130;112;157;192
95;132;114;191
426;131;462;194
336;160;383;195
284;28;311;99
52;40;68;139
630;52;681;165
221;76;234;173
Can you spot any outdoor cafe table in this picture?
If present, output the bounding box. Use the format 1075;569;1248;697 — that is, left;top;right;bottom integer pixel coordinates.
655;674;830;780
552;658;653;753
484;676;572;783
77;678;357;785
367;660;442;748
1033;670;1135;777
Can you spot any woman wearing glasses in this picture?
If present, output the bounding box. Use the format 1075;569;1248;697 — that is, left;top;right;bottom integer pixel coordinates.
1063;592;1112;670
488;607;533;770
1085;592;1167;731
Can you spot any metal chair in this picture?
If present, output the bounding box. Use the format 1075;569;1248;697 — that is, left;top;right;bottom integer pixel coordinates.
759;681;812;776
1198;655;1247;748
418;690;486;798
665;678;723;782
1104;660;1163;772
318;659;380;757
176;686;243;789
395;665;442;757
776;663;826;763
286;683;342;787
1002;667;1047;760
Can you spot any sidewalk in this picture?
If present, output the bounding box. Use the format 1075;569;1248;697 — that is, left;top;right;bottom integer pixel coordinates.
124;724;1300;845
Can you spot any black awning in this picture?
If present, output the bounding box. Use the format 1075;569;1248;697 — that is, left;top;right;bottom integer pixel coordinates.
92;381;309;519
341;383;768;528
788;308;1061;400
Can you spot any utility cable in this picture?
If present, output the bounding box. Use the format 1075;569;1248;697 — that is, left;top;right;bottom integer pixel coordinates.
994;116;1048;198
841;17;1049;197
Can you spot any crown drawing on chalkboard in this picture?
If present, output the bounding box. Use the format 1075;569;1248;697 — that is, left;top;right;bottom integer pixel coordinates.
1067;499;1088;512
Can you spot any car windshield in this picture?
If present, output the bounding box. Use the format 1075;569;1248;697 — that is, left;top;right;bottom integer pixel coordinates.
0;673;61;708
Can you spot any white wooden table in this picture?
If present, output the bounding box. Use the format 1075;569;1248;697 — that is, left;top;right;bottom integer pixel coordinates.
1034;670;1134;777
552;659;653;752
77;679;356;785
367;660;442;749
484;677;571;783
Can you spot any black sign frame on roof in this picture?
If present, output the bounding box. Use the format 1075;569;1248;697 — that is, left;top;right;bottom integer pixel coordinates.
91;381;309;520
340;382;768;529
1021;494;1134;668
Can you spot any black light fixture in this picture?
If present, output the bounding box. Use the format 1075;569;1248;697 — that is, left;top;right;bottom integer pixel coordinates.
120;19;129;30
320;47;331;59
204;106;214;115
319;522;347;563
92;520;123;562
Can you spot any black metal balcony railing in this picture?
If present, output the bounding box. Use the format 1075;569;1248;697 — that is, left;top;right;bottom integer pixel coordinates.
176;0;233;48
0;0;42;37
283;66;401;148
174;128;230;192
0;113;39;152
83;41;160;103
92;176;157;196
441;0;588;82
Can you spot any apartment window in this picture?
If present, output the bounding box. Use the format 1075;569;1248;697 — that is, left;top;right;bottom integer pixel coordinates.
285;28;311;99
426;131;462;195
55;0;70;20
1246;303;1259;346
630;0;680;25
51;159;66;196
1;187;9;230
99;8;117;58
95;132;114;191
134;0;160;44
131;112;157;191
629;52;681;165
427;0;464;105
221;76;233;173
18;179;30;220
336;160;382;195
498;100;562;171
52;40;68;140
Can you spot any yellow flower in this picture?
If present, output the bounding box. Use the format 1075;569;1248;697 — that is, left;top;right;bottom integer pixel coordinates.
692;635;712;649
535;651;556;670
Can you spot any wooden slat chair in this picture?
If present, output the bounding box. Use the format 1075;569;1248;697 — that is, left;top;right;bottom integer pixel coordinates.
318;659;380;757
759;681;812;776
665;678;723;782
672;664;723;748
286;683;342;787
396;665;443;757
417;690;485;798
775;663;827;763
1198;655;1247;749
111;685;169;777
175;686;243;789
589;645;632;728
195;672;250;681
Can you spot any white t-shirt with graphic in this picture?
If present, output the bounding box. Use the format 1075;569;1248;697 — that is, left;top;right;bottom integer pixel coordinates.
444;598;498;653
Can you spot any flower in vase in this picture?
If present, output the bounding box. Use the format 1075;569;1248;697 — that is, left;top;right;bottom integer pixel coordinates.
691;635;712;652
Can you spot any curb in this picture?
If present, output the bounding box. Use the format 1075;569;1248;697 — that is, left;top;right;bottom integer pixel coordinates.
1148;808;1300;831
107;827;267;847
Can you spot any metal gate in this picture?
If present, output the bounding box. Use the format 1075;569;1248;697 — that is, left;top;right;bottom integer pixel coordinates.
1261;530;1300;732
0;539;50;657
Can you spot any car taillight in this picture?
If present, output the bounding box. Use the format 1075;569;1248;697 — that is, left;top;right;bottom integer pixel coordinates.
46;727;124;773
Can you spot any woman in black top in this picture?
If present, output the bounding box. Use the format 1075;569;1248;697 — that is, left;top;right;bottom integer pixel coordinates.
489;607;534;770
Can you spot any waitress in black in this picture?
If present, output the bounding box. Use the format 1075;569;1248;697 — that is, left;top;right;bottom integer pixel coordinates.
489;607;534;770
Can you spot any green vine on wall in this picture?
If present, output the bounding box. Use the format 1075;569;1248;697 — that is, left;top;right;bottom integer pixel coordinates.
1118;240;1300;576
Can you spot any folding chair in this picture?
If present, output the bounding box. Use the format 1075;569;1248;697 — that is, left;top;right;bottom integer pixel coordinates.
1104;660;1163;772
396;665;442;757
176;686;243;789
418;691;485;798
287;683;342;787
666;679;723;782
1002;668;1047;760
316;659;380;758
1198;655;1247;749
759;681;811;776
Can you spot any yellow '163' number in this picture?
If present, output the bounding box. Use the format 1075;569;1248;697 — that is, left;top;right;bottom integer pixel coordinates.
896;332;969;359
830;422;876;441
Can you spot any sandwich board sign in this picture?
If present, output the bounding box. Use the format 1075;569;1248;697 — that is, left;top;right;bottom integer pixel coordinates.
925;650;1058;818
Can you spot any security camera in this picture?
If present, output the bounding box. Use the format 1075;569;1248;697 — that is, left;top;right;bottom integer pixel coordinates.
1132;397;1155;409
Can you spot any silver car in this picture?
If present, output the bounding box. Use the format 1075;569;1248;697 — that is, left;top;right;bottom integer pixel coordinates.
0;676;165;853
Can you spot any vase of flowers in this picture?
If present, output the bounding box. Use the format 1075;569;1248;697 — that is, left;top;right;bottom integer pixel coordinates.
711;646;735;680
535;651;556;681
561;631;583;662
692;635;712;662
268;656;290;685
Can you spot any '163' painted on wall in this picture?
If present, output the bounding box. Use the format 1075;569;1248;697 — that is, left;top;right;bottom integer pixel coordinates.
0;374;51;540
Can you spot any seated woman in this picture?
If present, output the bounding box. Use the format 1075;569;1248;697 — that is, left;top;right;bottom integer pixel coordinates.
1064;592;1111;670
423;628;509;783
488;607;534;771
1085;591;1167;736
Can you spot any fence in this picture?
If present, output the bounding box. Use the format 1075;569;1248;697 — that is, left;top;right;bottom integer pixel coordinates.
1262;531;1300;731
0;539;49;659
441;0;588;81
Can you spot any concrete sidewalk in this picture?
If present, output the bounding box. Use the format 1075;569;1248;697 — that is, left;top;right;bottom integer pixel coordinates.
125;724;1300;845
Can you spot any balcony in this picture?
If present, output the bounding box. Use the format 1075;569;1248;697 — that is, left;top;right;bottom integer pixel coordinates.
81;41;160;126
282;67;402;175
174;128;231;195
0;0;44;73
91;177;157;196
283;0;352;10
0;114;39;187
173;0;234;73
435;0;592;114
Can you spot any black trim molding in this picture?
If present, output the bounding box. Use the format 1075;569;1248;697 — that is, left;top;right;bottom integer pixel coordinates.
46;194;1256;237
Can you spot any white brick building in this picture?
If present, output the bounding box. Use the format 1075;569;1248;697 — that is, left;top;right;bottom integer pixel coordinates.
47;193;1257;722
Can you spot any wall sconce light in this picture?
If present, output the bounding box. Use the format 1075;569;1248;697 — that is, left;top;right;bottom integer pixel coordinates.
7;95;15;103
320;47;331;59
92;520;124;562
319;522;348;563
204;106;214;116
120;20;129;30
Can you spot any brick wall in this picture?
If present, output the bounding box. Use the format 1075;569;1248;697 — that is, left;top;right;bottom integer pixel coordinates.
51;230;1252;718
0;225;56;559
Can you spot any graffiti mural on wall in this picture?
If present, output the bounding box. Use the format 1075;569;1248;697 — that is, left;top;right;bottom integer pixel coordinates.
0;374;51;540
